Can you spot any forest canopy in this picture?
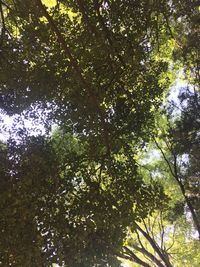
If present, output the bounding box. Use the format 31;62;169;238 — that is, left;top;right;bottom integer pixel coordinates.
0;0;199;266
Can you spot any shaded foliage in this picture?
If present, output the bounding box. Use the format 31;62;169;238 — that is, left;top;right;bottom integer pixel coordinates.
0;133;166;266
0;0;199;266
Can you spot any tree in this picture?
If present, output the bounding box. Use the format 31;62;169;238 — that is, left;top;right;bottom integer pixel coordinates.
152;88;200;239
0;132;166;266
120;210;200;267
119;92;200;265
0;0;199;266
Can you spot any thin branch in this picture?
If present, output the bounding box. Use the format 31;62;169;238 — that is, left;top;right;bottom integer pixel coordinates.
134;222;173;267
142;218;150;236
0;1;6;43
131;244;166;267
166;222;177;252
0;0;11;10
35;0;87;87
136;230;153;264
35;0;111;156
153;136;175;178
135;230;166;267
94;0;126;68
173;152;200;239
76;0;98;37
153;134;200;240
159;212;165;250
123;246;151;267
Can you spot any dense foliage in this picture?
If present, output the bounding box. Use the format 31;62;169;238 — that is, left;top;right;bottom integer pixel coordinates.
120;88;200;267
0;0;199;266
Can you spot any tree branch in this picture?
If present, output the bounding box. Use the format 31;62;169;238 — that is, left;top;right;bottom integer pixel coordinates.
76;0;98;37
0;0;6;44
131;244;166;267
153;136;175;178
134;222;173;267
35;0;111;155
94;0;126;67
123;246;151;267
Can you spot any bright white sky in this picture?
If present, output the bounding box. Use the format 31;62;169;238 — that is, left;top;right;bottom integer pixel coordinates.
0;112;47;141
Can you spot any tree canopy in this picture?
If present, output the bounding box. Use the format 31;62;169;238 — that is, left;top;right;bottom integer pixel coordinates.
0;0;199;266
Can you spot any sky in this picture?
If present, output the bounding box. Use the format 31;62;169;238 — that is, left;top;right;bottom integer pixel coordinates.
0;112;46;141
